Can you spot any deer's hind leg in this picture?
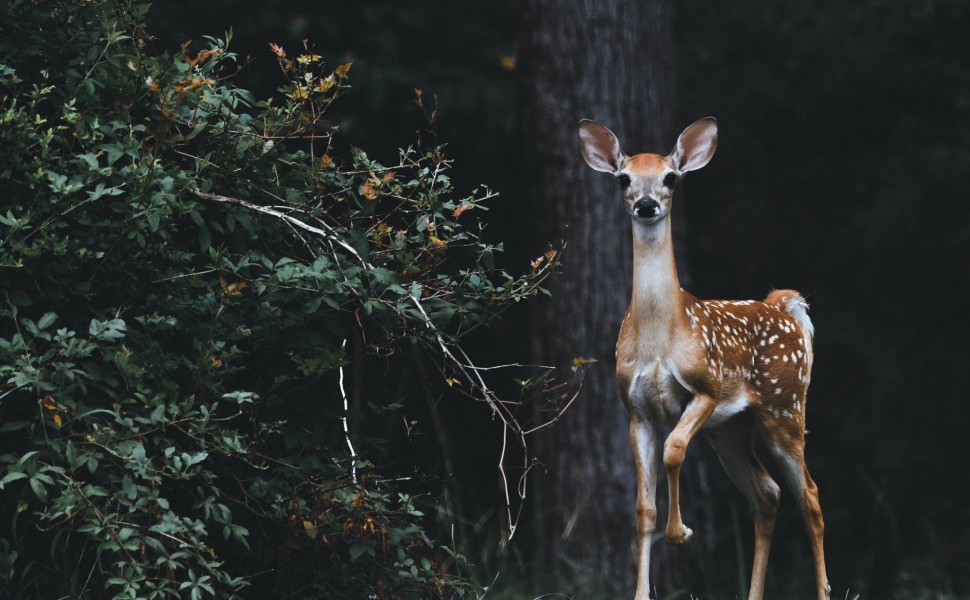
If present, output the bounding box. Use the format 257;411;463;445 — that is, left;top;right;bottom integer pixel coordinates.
709;414;781;600
761;416;830;600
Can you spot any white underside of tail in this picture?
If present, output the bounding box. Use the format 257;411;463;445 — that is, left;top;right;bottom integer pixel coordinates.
783;294;814;366
784;295;814;339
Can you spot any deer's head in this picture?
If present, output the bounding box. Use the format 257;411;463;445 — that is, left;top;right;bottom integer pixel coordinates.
578;117;718;223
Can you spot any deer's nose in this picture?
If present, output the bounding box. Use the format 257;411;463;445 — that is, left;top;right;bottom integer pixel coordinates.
633;198;661;218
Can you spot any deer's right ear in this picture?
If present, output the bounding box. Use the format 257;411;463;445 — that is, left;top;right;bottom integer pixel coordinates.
579;120;625;173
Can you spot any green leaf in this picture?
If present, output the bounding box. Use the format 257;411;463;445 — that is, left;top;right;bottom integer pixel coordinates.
198;226;211;252
29;477;48;503
87;183;124;200
65;442;79;468
0;471;29;486
78;153;100;170
481;248;494;269
16;451;39;466
89;318;127;341
349;541;376;562
37;312;58;330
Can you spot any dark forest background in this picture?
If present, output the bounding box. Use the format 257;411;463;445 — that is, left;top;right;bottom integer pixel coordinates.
11;0;970;598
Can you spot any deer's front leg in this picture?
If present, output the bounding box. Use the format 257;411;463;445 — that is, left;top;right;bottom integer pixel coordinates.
630;417;659;600
663;394;716;545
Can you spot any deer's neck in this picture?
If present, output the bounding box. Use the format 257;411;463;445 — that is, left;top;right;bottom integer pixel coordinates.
629;219;686;354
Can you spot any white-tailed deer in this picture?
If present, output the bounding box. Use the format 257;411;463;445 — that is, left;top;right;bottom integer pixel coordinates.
578;117;830;600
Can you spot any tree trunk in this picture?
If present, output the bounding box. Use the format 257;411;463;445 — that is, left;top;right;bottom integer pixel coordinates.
519;1;711;597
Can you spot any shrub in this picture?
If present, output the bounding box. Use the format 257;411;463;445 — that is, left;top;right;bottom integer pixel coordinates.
0;1;557;598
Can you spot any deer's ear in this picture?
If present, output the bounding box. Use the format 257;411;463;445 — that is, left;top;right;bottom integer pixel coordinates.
671;117;717;173
579;120;625;173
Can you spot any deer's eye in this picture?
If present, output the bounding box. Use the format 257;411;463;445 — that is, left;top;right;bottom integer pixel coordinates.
617;174;631;189
663;173;677;188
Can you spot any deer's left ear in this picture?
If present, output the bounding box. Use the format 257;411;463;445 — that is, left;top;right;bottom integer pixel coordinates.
671;117;717;173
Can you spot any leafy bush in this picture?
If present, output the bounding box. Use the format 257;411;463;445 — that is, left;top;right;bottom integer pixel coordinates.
0;1;557;598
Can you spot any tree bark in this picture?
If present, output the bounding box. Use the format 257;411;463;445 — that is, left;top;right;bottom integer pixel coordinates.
519;1;710;597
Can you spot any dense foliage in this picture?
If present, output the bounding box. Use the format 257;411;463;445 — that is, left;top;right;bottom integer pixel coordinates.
0;1;557;598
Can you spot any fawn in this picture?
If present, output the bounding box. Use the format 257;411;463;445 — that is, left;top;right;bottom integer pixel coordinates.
578;117;829;600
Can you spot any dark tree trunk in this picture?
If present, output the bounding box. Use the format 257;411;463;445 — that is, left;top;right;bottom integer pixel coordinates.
519;1;712;597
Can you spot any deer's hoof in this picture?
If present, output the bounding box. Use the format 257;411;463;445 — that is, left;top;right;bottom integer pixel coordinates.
664;524;693;545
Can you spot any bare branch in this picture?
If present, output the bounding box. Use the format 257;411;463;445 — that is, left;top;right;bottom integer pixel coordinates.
522;365;592;436
339;339;358;484
188;188;371;269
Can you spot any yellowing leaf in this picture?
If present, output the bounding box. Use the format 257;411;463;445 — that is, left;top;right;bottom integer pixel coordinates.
445;377;460;387
219;278;246;297
359;179;379;200
302;520;316;539
452;203;473;219
297;53;321;65
211;357;223;368
52;413;62;426
41;395;58;411
314;75;335;93
335;61;353;78
268;42;286;58
288;85;310;100
185;48;220;67
531;248;559;270
319;154;333;169
499;55;517;71
173;77;215;94
571;357;590;368
428;236;446;248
